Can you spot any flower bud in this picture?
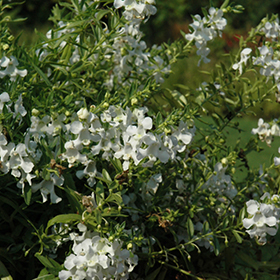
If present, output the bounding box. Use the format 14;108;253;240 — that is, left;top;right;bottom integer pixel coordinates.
221;158;228;166
103;102;109;109
131;97;138;105
2;44;9;50
105;92;110;99
32;108;40;116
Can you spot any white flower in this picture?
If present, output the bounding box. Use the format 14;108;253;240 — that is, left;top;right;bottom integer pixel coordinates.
243;200;278;244
0;92;10;113
13;94;27;123
70;121;97;150
16;170;36;193
251;118;272;146
0;56;27;81
76;160;100;187
9;143;34;176
114;0;156;20
207;7;227;32
232;48;252;74
59;234;138;280
185;8;226;66
193;222;214;252
60;141;88;167
77;108;90;120
261;18;280;39
274;147;280;166
114;142;140;170
202;162;237;199
31;174;63;204
146;173;162;194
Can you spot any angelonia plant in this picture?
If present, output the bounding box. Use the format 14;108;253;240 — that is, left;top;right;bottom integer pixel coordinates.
2;0;280;279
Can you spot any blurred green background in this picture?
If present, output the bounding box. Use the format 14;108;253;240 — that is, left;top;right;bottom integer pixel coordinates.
5;0;280;44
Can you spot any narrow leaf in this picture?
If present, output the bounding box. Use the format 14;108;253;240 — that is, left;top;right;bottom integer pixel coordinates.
46;214;81;230
232;230;243;243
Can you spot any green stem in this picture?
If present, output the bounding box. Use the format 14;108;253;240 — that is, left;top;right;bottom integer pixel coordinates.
157;260;204;280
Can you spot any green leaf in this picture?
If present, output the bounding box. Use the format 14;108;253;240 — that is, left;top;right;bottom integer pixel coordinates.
187;217;194;237
238;207;246;224
171;90;187;107
60;44;72;63
106;193;123;204
156;112;163;126
232;230;243;243
95;181;105;206
0;261;13;279
94;209;102;225
29;58;52;87
203;221;209;234
33;267;56;279
46;214;81;231
220;0;230;10
157;267;167;280
35;254;61;269
63;185;84;215
109;158;123;173
35;254;61;277
96;9;111;21
64;94;73;105
145;266;162;280
236;251;259;270
23;183;32;205
102;169;112;183
96;170;112;187
213;236;220;256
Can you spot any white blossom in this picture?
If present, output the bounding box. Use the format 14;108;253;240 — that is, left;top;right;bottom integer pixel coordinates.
59;234;138;280
232;48;252;75
243;199;278;244
31;174;63;204
0;56;27;81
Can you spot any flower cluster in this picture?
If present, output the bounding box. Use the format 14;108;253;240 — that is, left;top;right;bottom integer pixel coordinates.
114;0;157;20
0;102;195;204
251;118;280;146
59;233;138;280
243;193;280;244
253;45;280;88
185;7;227;66
36;0;170;92
260;18;280;40
202;162;237;199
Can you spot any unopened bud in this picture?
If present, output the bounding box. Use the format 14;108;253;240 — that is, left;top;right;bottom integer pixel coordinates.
32;108;40;116
2;44;9;50
103;102;109;109
221;158;228;166
131;97;138;105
